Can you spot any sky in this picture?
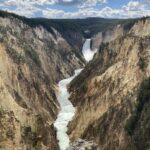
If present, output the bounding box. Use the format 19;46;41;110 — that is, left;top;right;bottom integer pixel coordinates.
0;0;150;18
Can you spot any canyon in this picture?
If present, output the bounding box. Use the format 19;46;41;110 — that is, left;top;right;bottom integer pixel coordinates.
54;38;97;150
0;10;149;150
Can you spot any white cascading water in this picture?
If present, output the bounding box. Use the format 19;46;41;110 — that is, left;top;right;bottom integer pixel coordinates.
82;39;97;62
54;39;97;150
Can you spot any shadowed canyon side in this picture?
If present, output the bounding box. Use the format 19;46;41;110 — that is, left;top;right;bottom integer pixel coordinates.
68;18;150;150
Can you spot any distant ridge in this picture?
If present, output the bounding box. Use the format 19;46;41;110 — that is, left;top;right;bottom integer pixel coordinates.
0;9;144;38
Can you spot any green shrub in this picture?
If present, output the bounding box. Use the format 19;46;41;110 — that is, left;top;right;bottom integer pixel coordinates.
6;47;25;64
125;77;150;135
33;81;41;94
34;142;41;150
99;42;108;52
138;57;147;71
0;107;5;114
25;46;41;67
0;25;7;35
123;19;138;31
81;82;88;93
125;113;139;135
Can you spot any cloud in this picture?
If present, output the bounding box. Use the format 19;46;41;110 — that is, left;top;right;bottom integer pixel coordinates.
78;0;107;8
0;0;150;18
1;0;107;6
123;1;146;11
0;0;107;17
42;1;150;19
1;0;41;17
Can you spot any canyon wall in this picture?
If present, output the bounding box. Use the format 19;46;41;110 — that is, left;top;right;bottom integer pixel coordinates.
91;24;125;50
68;18;150;150
0;15;85;150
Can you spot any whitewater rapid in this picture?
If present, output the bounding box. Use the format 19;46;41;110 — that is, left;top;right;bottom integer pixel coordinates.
54;69;82;150
54;39;97;150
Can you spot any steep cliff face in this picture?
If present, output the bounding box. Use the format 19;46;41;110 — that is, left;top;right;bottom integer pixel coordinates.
91;18;140;51
68;18;150;150
0;15;85;150
91;24;124;50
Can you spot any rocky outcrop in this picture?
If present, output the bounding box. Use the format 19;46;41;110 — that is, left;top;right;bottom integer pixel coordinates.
67;139;98;150
0;15;85;149
68;18;150;150
91;24;124;50
129;18;150;37
91;18;147;51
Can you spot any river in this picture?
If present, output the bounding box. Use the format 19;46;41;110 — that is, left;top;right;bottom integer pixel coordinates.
54;39;97;150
